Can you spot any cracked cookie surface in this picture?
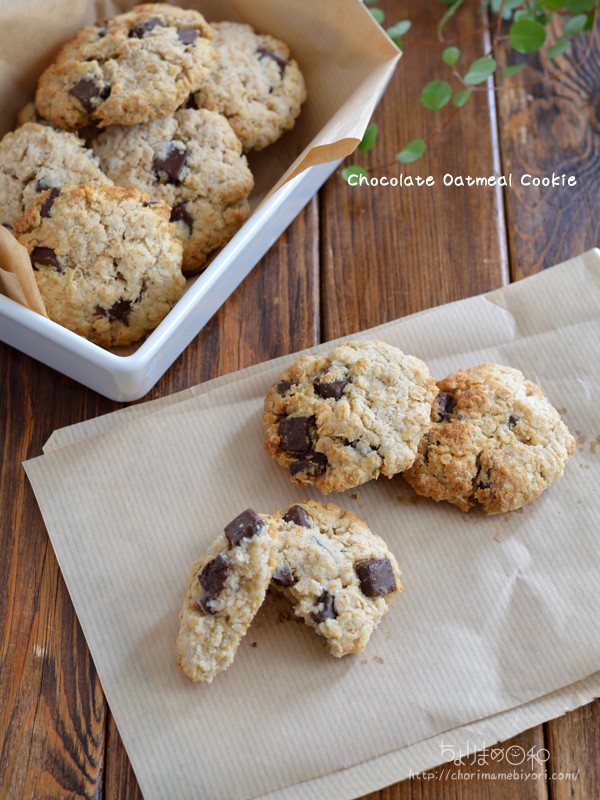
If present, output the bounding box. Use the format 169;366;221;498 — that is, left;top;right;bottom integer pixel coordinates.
273;501;402;657
0;122;110;228
93;108;253;273
14;182;184;347
35;3;216;129
189;21;306;151
403;363;576;514
263;339;438;494
176;509;279;682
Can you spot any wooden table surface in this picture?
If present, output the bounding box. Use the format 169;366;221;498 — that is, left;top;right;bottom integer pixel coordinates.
1;2;599;798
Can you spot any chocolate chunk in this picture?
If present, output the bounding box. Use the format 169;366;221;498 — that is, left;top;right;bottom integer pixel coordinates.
312;591;336;624
35;179;50;193
272;560;295;587
30;246;60;271
178;28;199;45
152;144;188;183
355;558;396;598
276;380;294;396
184;92;198;109
143;201;158;207
508;414;518;430
40;188;60;218
289;452;327;479
198;552;230;596
170;201;193;234
96;19;109;37
256;48;289;74
108;299;132;325
282;505;312;528
314;377;350;400
278;415;314;453
197;594;215;615
224;508;263;547
129;16;165;38
69;78;111;113
435;391;456;421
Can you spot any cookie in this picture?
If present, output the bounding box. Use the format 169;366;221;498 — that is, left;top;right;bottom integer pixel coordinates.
93;108;253;274
0;122;110;229
15;102;48;129
263;340;438;494
403;364;576;514
35;3;216;129
274;501;402;657
14;183;184;348
188;21;306;151
176;509;279;682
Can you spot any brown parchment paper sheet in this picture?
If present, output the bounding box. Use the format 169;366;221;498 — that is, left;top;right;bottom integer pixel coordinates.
0;0;399;316
25;250;600;800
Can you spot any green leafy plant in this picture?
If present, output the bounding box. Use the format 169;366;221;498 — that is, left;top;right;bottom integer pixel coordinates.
344;0;598;175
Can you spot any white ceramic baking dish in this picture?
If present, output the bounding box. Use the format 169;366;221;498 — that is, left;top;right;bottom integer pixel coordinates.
0;159;340;401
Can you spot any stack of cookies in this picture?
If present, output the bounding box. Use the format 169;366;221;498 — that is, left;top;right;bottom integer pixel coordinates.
0;3;306;347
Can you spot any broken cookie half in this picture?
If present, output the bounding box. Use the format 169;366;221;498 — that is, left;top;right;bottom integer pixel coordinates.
273;500;403;657
176;508;278;683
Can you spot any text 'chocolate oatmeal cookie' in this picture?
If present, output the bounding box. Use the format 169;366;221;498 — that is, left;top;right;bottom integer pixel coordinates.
92;108;253;274
176;509;279;683
35;3;216;129
13;183;185;348
403;363;576;514
263;340;438;494
273;500;403;657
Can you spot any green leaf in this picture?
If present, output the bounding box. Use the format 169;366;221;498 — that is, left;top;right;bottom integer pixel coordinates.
387;20;412;38
514;10;536;21
464;56;497;84
420;80;453;110
358;123;378;153
369;7;385;23
363;0;379;5
396;140;426;163
438;0;463;35
442;46;461;66
540;0;566;9
453;89;471;107
547;36;572;56
566;0;595;11
564;13;588;34
584;11;596;29
504;63;526;76
509;20;547;52
341;165;369;183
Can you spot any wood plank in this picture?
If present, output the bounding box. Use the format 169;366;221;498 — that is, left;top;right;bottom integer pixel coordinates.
102;200;320;798
0;350;117;799
363;726;548;800
320;0;509;343
545;701;600;800
494;21;600;278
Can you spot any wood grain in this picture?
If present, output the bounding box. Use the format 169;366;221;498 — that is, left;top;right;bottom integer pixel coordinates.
546;702;600;800
495;20;600;279
320;0;509;343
